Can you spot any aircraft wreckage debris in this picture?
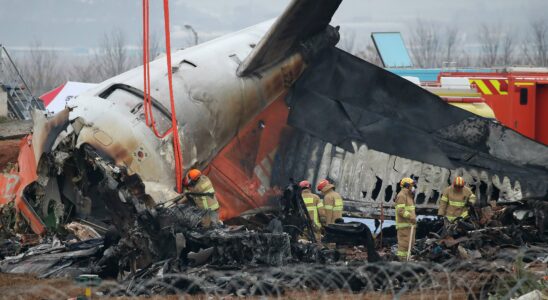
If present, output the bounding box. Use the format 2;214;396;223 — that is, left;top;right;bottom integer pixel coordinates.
0;180;546;298
1;0;548;298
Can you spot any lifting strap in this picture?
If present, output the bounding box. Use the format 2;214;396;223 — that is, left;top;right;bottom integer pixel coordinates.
142;0;184;193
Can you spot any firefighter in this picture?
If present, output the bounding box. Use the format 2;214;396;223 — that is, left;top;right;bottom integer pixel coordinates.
395;177;417;261
438;176;476;224
180;169;220;227
299;180;325;241
317;179;344;226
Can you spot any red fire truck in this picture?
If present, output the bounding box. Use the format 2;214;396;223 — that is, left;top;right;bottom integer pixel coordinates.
439;68;548;145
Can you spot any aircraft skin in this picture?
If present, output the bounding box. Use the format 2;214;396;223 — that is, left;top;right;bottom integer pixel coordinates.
3;0;341;232
57;20;307;203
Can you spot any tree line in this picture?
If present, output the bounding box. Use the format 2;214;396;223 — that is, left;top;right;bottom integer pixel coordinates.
5;19;548;97
349;19;548;69
9;30;161;96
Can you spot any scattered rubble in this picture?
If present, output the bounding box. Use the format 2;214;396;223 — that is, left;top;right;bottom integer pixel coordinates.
0;178;545;298
65;222;101;241
0;0;546;296
0;118;546;298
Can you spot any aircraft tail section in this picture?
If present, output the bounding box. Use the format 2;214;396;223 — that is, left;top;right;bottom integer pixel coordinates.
237;0;342;76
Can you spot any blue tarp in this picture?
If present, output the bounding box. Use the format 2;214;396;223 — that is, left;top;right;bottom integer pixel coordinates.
387;68;494;82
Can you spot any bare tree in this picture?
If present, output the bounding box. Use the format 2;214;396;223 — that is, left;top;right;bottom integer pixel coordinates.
444;25;459;64
459;50;474;68
409;20;442;68
139;32;162;65
477;24;501;67
524;19;548;66
500;32;515;66
339;29;356;54
68;29;149;84
69;57;100;83
93;29;130;81
20;40;65;95
355;43;383;67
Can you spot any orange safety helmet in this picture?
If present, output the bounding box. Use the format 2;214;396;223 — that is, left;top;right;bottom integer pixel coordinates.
317;179;330;192
453;176;465;187
299;180;311;189
400;177;415;188
187;169;202;181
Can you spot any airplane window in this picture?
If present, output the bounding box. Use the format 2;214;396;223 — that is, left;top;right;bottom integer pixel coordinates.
99;85;172;133
180;59;197;68
106;88;142;110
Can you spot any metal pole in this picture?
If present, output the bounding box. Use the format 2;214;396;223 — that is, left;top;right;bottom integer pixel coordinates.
407;225;415;262
379;202;384;249
1;45;35;98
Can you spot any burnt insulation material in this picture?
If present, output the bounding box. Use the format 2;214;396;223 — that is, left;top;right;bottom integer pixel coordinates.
286;47;548;198
187;231;291;266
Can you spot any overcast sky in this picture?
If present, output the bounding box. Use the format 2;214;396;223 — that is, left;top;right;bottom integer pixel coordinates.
1;0;547;52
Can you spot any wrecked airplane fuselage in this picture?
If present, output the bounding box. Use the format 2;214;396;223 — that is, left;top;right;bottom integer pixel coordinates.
24;0;345;228
0;1;547;297
5;0;548;236
28;28;320;225
39;24;307;205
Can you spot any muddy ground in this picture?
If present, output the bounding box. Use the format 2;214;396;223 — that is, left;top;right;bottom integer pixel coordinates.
0;273;474;299
0;119;32;170
0;139;20;171
0;273;85;299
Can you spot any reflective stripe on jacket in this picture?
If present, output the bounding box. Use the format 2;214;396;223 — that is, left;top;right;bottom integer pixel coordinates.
321;184;344;225
438;186;476;222
395;189;416;229
301;189;323;227
185;175;220;210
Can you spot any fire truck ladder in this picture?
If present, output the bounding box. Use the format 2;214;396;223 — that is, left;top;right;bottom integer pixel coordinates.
0;44;44;120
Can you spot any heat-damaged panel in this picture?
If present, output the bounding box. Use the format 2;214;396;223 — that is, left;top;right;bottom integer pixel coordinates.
282;47;548;213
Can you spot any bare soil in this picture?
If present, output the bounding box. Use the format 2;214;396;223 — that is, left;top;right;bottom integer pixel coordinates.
0;273;84;299
0;273;475;299
0;139;20;171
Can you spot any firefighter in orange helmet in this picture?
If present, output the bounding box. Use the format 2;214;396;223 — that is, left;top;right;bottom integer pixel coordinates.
395;177;417;260
179;169;220;227
299;180;325;241
438;176;476;224
317;179;344;226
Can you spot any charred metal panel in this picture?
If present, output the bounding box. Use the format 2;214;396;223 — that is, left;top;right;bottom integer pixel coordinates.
279;47;548;215
206;97;291;220
31;109;69;164
288;48;548;167
273;129;533;216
